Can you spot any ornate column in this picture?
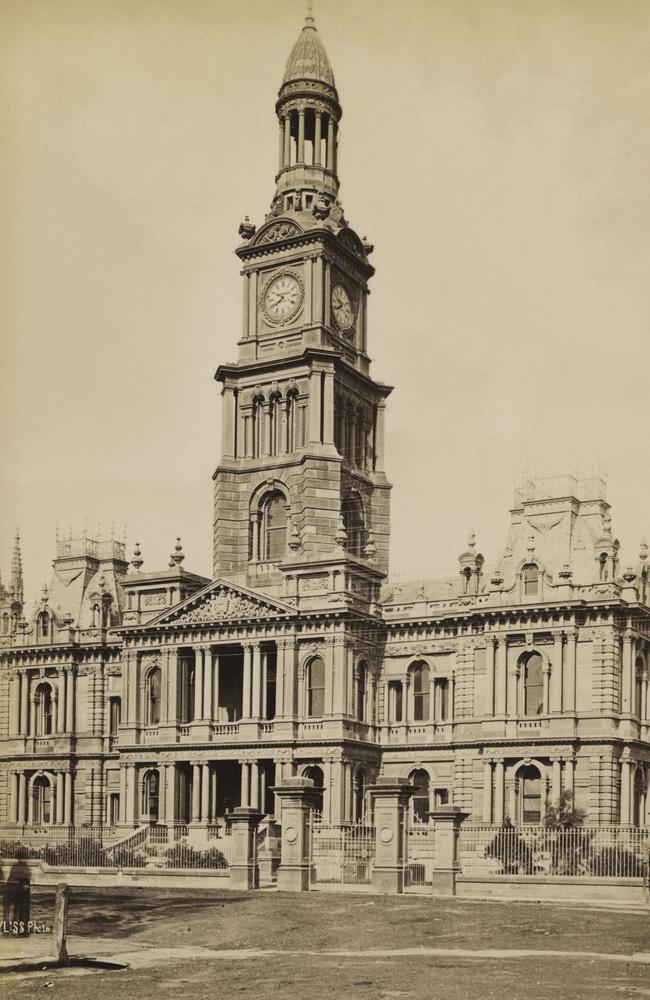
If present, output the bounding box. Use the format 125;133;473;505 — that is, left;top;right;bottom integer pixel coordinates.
167;648;178;724
283;112;291;167
242;645;253;719
213;651;221;721
27;776;34;825
240;761;250;808
275;641;285;718
297;108;305;162
507;657;519;717
126;651;138;725
29;687;36;737
278;116;284;171
165;764;175;825
563;757;575;805
495;639;507;715
283;637;296;717
18;771;26;825
201;763;210;823
550;633;564;712
203;647;213;720
326;114;334;170
119;766;127;824
190;763;201;823
56;772;65;825
250;761;260;811
564;630;577;713
620;759;632;824
64;771;74;825
57;672;66;733
251;645;262;718
9;673;20;737
194;647;204;720
493;760;505;824
484;638;495;717
314;110;322;165
19;672;29;735
542;662;551;715
551;758;562;803
482;760;493;822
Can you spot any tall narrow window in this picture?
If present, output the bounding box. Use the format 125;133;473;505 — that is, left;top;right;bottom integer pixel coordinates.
109;696;121;735
523;653;544;716
261;491;288;562
251;396;264;458
523;564;539;596
635;659;644;718
35;684;53;736
32;775;52;825
286;390;298;453
146;668;162;726
179;655;196;724
40;612;50;638
356;662;367;721
342;493;365;557
265;649;277;720
142;770;160;822
434;678;449;721
410;769;430;822
412;661;430;721
520;765;542;823
307;657;325;718
388;680;403;722
269;392;281;457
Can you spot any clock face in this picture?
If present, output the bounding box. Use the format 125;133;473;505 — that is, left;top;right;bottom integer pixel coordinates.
331;282;354;333
262;272;303;324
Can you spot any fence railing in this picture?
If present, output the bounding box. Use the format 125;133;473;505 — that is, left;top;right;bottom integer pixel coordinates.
0;823;231;872
309;812;375;887
459;825;650;879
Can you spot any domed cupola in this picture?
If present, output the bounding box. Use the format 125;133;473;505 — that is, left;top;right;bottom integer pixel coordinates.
272;11;343;216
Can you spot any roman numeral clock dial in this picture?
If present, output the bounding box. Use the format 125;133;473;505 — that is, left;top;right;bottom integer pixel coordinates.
331;282;354;334
262;272;303;324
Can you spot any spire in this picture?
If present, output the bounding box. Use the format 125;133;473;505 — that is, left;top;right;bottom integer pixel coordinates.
10;529;23;605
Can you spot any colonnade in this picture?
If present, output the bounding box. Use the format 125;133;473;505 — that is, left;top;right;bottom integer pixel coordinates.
278;107;337;173
10;769;74;825
481;757;576;824
483;632;577;717
8;668;76;737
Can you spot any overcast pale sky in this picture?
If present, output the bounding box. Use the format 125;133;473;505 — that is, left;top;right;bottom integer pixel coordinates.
1;0;649;606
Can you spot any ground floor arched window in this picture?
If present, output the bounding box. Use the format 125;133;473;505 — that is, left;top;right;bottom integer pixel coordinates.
142;769;160;822
303;765;324;811
32;775;52;825
354;768;367;822
632;767;645;828
520;764;543;824
410;768;430;823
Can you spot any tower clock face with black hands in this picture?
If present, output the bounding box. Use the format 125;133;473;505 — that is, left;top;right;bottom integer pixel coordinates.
263;272;303;323
331;282;354;333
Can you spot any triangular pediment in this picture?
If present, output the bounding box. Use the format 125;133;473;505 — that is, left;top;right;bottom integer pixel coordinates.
146;579;295;628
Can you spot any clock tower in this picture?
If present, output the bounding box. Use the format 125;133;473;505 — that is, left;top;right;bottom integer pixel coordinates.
214;12;392;594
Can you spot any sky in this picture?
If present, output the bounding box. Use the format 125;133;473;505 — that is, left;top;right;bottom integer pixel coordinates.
1;0;649;606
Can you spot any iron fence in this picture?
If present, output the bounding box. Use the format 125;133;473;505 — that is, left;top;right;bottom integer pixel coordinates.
309;812;375;887
0;823;230;871
459;824;650;879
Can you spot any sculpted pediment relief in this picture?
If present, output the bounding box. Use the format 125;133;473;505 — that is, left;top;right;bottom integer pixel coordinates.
147;580;294;627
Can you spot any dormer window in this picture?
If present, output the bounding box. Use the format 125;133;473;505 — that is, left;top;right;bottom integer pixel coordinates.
599;552;609;581
523;564;539;596
39;612;50;639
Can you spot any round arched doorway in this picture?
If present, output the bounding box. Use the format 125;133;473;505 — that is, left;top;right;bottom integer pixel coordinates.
519;764;543;824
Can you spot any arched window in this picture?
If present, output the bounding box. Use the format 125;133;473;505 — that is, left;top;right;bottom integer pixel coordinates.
410;768;430;823
142;770;160;822
303;765;325;810
109;696;121;736
599;552;609;581
179;654;195;724
269;392;281;457
286;389;298;453
307;657;325;718
463;567;472;594
632;767;645;828
39;612;50;639
92;604;100;627
356;662;367;721
32;775;52;825
522;564;539;596
523;653;544;716
411;661;430;721
634;658;644;719
2;612;9;634
146;667;162;726
342;493;365;557
261;491;288;562
251;395;264;458
34;683;53;736
354;767;367;821
520;764;542;824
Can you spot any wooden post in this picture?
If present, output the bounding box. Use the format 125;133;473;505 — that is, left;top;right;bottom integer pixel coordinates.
53;883;71;965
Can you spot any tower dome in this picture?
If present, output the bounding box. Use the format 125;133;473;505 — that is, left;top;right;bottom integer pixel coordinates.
282;14;335;88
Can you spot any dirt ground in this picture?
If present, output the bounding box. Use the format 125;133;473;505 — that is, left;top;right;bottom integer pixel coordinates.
2;887;649;1000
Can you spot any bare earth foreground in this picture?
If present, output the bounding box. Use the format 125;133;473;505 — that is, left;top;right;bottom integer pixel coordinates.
1;887;649;1000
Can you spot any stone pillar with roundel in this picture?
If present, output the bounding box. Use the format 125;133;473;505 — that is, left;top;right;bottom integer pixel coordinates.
367;777;415;894
229;807;263;890
429;806;469;896
272;777;322;891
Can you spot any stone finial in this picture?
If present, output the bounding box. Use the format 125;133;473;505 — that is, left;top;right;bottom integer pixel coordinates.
41;582;49;603
527;534;536;556
640;538;648;562
467;528;476;553
622;567;637;584
361;235;374;255
170;537;185;566
490;566;504;587
313;194;330;220
238;216;256;241
603;511;612;534
335;515;348;548
131;542;143;570
559;563;573;580
364;531;377;562
98;574;106;591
